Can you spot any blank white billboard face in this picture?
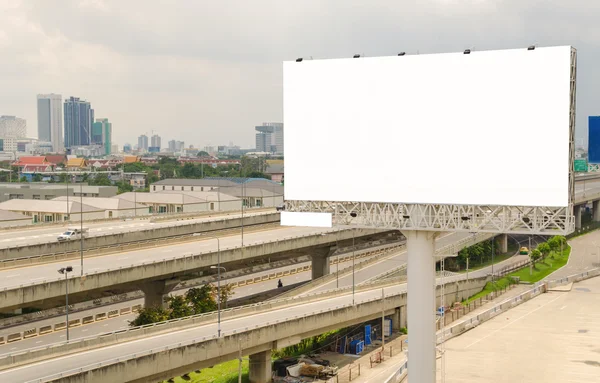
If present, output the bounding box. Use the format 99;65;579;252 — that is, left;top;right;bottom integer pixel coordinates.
283;46;572;207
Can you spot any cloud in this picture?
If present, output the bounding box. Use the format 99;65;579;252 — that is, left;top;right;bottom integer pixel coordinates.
0;0;598;146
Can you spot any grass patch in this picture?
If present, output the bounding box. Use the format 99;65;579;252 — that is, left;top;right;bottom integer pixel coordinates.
508;246;571;283
160;359;249;383
464;276;514;304
461;251;516;273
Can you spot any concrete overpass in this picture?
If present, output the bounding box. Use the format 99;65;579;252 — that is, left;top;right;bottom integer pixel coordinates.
0;226;385;311
0;208;275;249
0;273;491;383
0;211;279;262
0;230;497;352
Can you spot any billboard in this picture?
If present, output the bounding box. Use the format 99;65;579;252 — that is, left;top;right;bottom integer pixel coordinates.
588;116;600;164
283;46;572;208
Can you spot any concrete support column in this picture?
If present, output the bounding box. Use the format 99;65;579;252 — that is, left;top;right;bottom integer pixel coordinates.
405;230;436;383
498;234;508;254
594;200;600;222
575;205;582;230
392;306;405;332
249;349;272;383
310;246;335;280
140;278;180;308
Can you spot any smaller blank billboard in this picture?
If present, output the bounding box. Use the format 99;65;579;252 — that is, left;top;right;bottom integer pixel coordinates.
283;46;573;207
588;116;600;164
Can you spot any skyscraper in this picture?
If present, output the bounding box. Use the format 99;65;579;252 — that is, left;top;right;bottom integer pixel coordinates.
255;122;283;154
0;116;26;138
138;135;148;151
37;94;63;152
92;118;112;155
168;140;176;152
64;97;94;149
151;134;161;150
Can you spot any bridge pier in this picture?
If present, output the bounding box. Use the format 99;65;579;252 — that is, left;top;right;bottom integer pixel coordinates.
391;306;406;332
249;349;272;383
498;234;508;254
575;205;582;230
594;201;600;222
311;246;336;279
140;278;180;308
405;230;436;383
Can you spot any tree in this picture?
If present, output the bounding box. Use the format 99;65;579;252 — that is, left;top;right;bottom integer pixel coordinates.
129;306;170;327
167;295;193;319
537;243;551;258
217;283;235;307
123;162;147;173
19;176;28;183
58;172;68;183
197;151;210;157
115;181;133;194
32;174;43;182
530;249;542;264
185;285;217;314
90;173;112;186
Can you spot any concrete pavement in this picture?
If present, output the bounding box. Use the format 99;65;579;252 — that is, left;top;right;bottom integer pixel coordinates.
441;276;600;383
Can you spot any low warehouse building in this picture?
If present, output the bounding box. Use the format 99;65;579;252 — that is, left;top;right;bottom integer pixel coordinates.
0;199;104;222
0;210;33;228
53;196;150;218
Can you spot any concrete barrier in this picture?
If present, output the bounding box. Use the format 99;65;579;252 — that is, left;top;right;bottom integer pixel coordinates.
82;316;94;325
7;333;21;343
108;310;119;318
39;326;52;335
23;328;37;339
95;313;106;321
54;322;66;331
69;319;81;327
0;336;4;345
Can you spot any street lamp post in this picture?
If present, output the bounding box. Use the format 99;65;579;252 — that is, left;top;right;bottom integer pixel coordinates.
58;266;73;341
203;233;222;337
491;237;495;282
352;229;355;305
80;183;84;276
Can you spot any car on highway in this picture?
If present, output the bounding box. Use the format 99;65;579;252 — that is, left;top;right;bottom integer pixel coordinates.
57;227;89;242
519;246;529;255
276;204;285;211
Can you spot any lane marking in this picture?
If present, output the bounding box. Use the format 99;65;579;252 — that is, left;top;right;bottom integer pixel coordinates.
464;294;565;349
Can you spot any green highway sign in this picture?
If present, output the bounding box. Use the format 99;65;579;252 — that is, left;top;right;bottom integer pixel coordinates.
574;159;588;172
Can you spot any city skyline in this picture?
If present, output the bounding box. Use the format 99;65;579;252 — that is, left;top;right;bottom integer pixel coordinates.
1;1;598;148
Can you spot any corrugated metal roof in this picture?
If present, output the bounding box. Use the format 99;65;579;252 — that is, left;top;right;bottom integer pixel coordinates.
0;199;102;214
53;196;145;210
0;210;31;221
113;192;208;204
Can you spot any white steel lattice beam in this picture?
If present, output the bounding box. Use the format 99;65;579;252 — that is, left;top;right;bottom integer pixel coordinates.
285;202;574;235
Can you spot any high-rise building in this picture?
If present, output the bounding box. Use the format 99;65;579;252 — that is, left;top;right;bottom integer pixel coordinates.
92;118;112;155
138;135;148;151
168;139;176;152
37;94;63;152
150;134;161;150
64;96;94;149
0;116;26;138
176;141;184;151
123;143;132;153
255;122;283;155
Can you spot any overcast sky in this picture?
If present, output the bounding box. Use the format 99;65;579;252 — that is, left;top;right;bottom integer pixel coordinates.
0;0;598;149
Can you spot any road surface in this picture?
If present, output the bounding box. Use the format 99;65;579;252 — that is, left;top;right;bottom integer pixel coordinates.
0;210;272;248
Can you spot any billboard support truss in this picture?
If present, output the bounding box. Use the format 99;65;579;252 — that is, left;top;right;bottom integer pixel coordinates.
285;200;574;235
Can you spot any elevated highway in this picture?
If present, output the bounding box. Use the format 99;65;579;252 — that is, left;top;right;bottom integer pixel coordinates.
0;226;383;311
0;209;275;249
0;271;494;383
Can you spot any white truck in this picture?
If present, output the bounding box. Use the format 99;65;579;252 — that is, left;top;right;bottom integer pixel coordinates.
57;227;89;242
